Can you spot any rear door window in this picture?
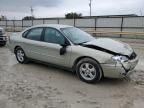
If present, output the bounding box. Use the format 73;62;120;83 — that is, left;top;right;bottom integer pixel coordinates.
26;28;43;41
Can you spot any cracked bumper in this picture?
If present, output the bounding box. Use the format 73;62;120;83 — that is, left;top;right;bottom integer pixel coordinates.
101;57;139;78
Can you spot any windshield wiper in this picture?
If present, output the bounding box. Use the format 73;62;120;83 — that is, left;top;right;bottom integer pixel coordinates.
76;41;89;45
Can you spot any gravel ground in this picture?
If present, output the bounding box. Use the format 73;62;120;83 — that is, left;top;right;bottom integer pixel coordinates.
0;36;144;108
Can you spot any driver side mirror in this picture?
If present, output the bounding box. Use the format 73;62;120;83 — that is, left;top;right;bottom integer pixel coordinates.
60;39;70;55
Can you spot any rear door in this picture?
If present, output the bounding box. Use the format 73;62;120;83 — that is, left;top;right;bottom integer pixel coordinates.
22;27;44;60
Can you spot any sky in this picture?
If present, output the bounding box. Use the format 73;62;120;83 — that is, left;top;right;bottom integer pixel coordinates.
0;0;144;19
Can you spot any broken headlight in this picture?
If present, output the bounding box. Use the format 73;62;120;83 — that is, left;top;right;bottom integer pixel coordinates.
112;56;129;63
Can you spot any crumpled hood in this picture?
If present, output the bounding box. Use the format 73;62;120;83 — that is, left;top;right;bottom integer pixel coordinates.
83;38;133;56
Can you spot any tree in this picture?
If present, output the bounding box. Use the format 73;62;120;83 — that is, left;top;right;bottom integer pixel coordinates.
65;12;82;19
0;15;7;21
22;16;35;20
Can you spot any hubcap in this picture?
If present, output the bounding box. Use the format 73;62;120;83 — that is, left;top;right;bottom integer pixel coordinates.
17;50;24;62
79;63;97;81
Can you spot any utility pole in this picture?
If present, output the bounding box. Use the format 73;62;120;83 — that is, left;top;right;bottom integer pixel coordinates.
89;0;92;17
31;6;34;17
140;9;143;16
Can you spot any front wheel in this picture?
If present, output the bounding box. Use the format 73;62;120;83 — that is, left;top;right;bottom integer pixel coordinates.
15;47;29;64
76;58;102;83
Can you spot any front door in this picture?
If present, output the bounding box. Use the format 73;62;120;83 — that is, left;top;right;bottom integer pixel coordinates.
39;27;71;67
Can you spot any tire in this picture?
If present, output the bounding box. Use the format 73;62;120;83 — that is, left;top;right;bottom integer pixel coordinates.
15;47;29;64
76;58;102;83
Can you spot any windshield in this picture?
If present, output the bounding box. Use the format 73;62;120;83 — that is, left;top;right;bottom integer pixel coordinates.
61;27;94;44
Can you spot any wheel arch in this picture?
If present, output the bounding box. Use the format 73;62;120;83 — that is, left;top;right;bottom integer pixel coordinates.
14;45;29;64
72;56;104;77
14;46;22;54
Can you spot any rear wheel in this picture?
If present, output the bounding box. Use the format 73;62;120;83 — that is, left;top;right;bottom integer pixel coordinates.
15;47;29;64
76;58;102;83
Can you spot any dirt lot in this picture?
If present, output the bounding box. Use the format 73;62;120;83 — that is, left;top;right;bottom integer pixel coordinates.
0;38;144;108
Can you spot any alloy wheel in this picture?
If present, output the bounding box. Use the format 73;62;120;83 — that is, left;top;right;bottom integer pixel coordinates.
79;63;97;81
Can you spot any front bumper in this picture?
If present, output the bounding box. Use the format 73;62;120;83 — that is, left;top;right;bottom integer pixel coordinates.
101;56;139;78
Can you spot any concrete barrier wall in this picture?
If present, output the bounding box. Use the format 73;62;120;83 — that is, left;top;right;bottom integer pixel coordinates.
96;18;122;28
33;20;43;26
44;19;58;24
0;16;144;38
123;17;144;27
59;19;74;26
75;19;95;27
0;21;6;26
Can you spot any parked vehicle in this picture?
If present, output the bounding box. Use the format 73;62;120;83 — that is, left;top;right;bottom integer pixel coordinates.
0;27;7;46
8;24;138;83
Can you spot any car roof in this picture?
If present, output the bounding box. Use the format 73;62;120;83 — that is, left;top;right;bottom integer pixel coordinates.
30;24;73;30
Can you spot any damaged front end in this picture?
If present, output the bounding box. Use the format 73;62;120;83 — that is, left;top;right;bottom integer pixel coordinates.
111;52;138;76
80;44;138;78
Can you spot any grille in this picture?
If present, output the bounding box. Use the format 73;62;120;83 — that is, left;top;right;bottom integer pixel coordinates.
129;52;137;60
